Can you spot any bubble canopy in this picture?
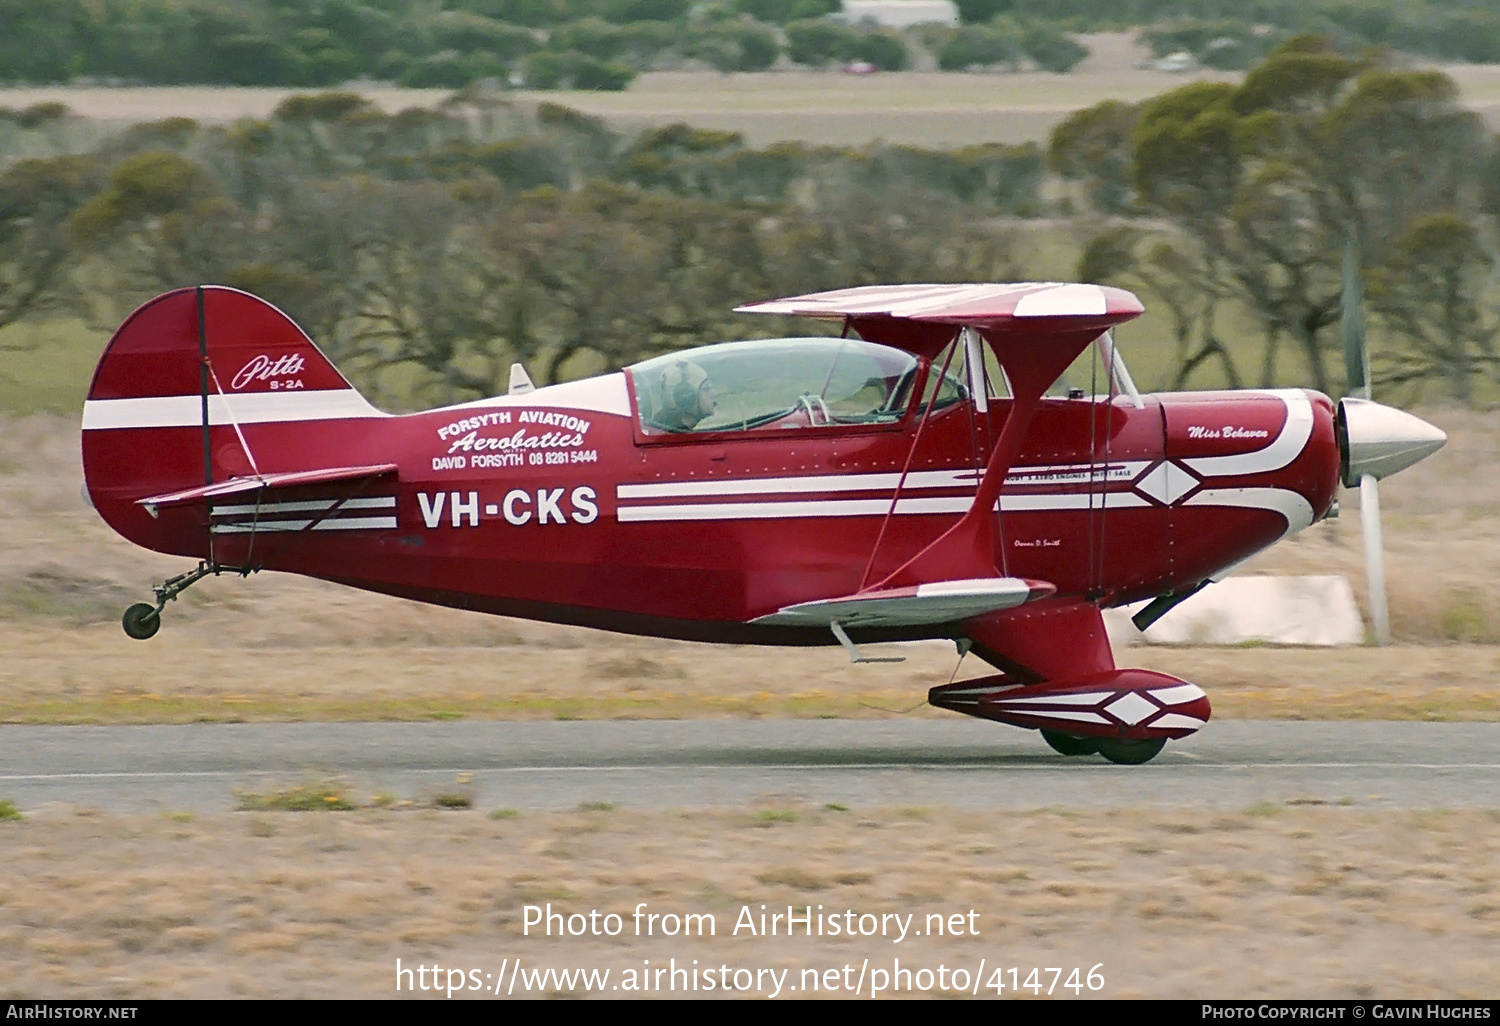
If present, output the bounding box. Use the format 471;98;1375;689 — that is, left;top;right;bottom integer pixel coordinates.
626;336;963;435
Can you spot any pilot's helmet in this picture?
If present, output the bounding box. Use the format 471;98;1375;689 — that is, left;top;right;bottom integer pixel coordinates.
657;360;712;428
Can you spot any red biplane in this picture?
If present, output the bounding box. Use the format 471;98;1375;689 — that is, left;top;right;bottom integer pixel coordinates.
81;283;1446;763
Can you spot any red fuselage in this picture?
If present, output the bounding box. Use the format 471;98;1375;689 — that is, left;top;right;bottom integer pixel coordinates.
85;369;1341;646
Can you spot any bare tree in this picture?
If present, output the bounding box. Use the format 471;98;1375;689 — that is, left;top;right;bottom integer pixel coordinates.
1369;213;1500;404
1078;224;1242;390
0;154;100;341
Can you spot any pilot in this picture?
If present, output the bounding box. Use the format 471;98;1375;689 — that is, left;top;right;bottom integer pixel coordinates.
655;360;716;431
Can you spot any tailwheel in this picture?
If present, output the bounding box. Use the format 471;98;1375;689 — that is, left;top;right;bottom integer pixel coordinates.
121;603;161;641
1041;729;1100;757
1096;737;1166;765
120;561;239;640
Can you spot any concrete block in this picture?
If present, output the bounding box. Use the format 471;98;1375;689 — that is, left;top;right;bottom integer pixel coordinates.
1105;575;1365;647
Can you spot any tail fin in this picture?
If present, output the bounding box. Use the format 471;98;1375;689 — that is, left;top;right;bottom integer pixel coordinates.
82;286;386;558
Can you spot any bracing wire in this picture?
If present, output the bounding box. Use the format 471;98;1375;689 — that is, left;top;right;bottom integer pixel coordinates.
1098;339;1119;596
1086;339;1101;590
858;333;961;591
856;641;970;714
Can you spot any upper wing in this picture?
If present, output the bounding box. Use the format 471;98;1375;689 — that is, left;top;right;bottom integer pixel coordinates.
752;577;1055;628
736;282;1144;356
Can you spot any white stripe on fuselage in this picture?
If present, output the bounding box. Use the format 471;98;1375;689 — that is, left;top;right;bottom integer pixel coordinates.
616;491;1151;522
617;463;1149;501
436;373;632;419
83;374;633;429
82;389;386;429
1184;487;1314;538
210;516;397;534
617;469;974;500
1180;389;1313;477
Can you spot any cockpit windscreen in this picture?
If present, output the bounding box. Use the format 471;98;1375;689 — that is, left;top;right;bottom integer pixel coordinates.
629;337;931;435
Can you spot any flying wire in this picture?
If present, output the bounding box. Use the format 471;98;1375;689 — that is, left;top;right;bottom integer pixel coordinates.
856;699;929;715
858;332;961;591
855;642;970;715
1087;338;1101;589
204;364;263;478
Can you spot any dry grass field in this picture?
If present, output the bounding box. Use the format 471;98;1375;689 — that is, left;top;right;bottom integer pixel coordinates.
3;401;1497;1002
1;803;1496;998
0;72;1216;147
2;33;1498;147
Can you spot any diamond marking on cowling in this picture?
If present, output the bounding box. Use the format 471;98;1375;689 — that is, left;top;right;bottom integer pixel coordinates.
1133;461;1199;506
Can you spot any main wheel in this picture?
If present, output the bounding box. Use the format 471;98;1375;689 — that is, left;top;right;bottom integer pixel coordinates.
1041;730;1100;757
122;603;161;640
1096;737;1166;765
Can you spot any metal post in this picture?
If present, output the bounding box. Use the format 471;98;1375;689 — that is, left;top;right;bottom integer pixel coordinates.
1359;473;1390;645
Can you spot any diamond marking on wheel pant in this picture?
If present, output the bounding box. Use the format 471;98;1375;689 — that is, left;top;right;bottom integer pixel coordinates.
1103;691;1161;726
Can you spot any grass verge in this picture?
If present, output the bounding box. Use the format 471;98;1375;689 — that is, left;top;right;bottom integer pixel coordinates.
236;780;357;811
2;804;1498;997
0;681;1495;726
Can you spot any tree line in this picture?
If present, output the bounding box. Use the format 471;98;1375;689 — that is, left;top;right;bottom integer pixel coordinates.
0;90;1036;406
5;0;1500;91
0;0;1082;90
962;1;1500;66
4;36;1499;406
1052;34;1500;401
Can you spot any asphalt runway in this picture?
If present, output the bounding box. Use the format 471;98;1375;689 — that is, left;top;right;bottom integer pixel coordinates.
1;720;1497;814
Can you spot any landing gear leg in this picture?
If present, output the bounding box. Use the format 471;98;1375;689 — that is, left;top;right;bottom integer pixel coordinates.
121;561;236;641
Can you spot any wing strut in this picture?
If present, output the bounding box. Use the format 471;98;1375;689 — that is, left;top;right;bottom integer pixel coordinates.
830;621;905;664
872;325;1109;590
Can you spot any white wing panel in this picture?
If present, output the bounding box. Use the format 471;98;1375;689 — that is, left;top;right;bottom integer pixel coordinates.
753;577;1047;628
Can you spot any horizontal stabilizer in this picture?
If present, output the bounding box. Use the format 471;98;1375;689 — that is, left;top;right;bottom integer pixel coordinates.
753;577;1054;629
137;464;398;516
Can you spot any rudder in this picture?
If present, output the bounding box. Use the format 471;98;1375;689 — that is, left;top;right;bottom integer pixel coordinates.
82;286;385;558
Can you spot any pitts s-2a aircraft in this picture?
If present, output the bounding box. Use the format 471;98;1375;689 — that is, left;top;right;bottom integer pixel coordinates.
81;283;1447;763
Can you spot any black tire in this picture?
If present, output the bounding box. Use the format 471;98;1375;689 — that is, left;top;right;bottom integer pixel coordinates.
122;603;161;640
1041;729;1100;757
1096;737;1166;765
